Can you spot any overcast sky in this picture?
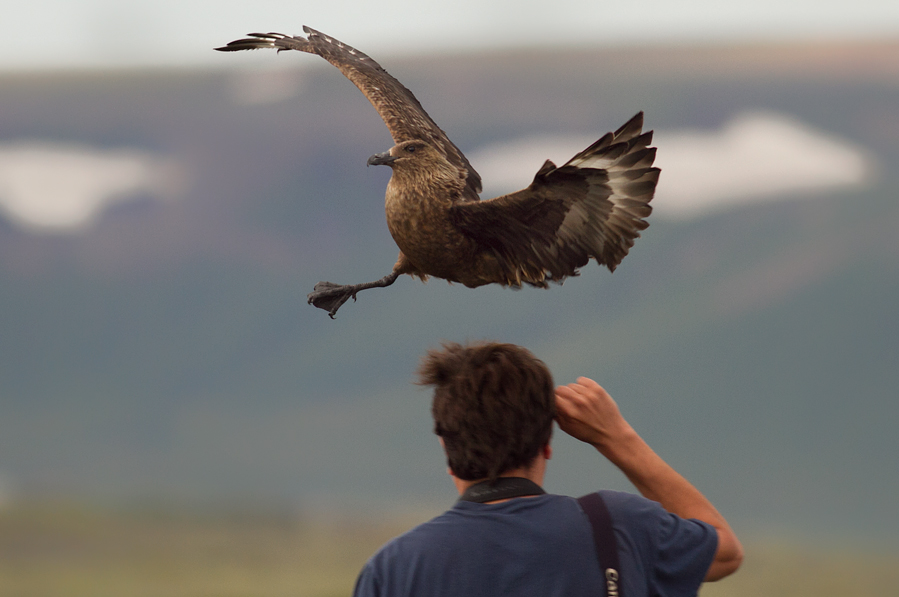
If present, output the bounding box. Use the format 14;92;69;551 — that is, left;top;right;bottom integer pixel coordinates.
5;0;899;71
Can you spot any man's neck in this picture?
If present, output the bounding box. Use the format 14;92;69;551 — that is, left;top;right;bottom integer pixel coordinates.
452;463;546;503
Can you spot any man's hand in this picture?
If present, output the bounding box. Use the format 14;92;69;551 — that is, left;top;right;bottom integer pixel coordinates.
555;377;634;449
555;377;744;582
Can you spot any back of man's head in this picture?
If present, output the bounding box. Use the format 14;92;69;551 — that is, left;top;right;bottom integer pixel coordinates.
417;341;555;482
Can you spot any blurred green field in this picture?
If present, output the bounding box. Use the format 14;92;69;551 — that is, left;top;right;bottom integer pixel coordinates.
0;501;411;597
1;502;897;597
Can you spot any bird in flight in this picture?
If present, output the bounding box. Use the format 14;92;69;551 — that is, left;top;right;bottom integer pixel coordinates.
216;27;658;318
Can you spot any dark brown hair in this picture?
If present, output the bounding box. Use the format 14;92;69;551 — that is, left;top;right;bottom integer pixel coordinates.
417;341;555;482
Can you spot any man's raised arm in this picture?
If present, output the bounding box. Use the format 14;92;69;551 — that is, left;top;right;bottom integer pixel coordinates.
555;377;744;581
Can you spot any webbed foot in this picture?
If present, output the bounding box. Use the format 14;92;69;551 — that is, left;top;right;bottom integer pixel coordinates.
307;281;357;319
306;271;400;319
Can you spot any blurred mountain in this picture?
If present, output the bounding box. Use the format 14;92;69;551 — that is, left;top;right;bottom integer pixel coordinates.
0;40;897;546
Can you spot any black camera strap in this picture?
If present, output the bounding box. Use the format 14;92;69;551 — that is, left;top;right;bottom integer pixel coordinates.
577;492;622;597
458;477;546;503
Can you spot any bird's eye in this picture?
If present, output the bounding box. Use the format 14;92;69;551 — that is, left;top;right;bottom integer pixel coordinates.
405;145;417;153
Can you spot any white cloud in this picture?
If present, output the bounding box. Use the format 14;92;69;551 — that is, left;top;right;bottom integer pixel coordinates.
652;112;873;218
0;141;182;233
467;111;874;220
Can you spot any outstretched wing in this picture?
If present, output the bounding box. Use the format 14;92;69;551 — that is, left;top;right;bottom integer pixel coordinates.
448;112;657;286
216;27;482;198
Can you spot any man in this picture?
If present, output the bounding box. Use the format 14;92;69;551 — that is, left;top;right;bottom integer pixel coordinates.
353;341;743;596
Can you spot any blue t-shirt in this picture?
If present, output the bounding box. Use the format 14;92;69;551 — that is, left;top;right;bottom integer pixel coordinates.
353;490;717;597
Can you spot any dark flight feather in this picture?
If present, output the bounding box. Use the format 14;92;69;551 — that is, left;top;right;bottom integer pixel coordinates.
450;112;658;286
217;27;482;201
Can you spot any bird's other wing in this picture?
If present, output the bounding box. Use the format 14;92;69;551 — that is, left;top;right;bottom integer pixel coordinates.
216;27;481;198
448;112;657;287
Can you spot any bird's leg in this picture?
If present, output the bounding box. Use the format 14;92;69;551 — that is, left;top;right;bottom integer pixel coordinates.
307;271;400;318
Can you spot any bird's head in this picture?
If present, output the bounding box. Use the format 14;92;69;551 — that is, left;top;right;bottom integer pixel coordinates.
368;140;464;193
367;140;444;169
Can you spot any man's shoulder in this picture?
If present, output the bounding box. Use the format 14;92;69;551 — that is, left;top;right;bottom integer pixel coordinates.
595;489;716;546
391;492;659;538
595;489;668;523
367;491;712;563
375;494;585;553
368;505;470;558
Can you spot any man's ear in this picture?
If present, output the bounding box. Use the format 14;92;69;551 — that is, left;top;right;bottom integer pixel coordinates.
543;443;552;461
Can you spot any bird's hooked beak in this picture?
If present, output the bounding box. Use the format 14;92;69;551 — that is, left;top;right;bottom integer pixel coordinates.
367;151;398;167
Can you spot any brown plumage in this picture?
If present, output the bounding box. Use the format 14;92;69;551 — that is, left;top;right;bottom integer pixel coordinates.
216;27;659;317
